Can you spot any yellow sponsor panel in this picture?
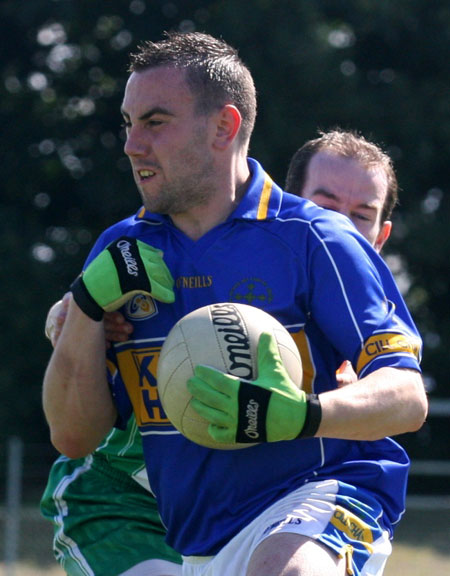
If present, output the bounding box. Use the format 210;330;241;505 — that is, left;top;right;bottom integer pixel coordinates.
356;333;421;374
116;347;171;427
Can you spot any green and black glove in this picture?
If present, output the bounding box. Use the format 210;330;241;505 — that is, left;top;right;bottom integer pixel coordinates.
187;332;321;444
71;236;175;321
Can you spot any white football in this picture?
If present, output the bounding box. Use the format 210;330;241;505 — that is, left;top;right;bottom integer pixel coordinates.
157;302;303;449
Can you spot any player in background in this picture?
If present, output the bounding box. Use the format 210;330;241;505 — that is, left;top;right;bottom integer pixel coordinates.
42;32;427;576
285;128;399;385
42;128;403;575
285;128;396;254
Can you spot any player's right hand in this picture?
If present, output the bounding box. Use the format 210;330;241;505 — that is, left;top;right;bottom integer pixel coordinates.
188;332;313;444
70;237;175;321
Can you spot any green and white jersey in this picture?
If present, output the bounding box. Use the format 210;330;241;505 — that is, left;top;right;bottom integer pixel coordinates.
94;416;150;491
40;416;182;575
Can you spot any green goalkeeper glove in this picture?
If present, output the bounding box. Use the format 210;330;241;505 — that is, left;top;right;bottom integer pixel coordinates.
187;332;321;444
71;237;175;321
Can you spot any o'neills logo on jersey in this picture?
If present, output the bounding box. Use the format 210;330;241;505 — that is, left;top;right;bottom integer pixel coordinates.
176;275;213;289
244;399;260;439
210;303;253;380
116;239;139;276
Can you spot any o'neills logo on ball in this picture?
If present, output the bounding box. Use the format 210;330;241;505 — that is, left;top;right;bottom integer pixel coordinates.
117;240;139;276
210;303;253;379
244;399;260;439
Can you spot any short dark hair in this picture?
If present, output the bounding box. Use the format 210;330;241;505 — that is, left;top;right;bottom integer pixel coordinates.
128;31;257;145
285;129;398;222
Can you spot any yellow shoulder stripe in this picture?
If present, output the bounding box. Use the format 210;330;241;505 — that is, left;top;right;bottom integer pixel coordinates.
256;174;273;220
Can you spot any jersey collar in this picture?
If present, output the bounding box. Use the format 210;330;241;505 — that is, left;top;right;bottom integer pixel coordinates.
230;158;283;221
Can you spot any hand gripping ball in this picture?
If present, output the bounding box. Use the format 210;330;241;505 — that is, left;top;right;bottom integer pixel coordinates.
157;302;303;449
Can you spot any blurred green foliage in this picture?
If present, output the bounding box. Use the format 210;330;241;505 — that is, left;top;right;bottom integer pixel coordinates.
1;1;448;461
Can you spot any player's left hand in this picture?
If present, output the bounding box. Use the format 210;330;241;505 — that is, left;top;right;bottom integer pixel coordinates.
70;236;175;321
187;332;310;444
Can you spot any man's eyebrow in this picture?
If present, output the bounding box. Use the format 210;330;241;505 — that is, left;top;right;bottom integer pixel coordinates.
120;106;174;121
355;202;377;212
311;188;378;210
310;188;339;201
311;188;378;211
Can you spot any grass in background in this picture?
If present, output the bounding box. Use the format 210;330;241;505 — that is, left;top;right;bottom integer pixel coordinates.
385;507;450;575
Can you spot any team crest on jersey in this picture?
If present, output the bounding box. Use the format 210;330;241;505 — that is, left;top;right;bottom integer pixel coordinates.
229;278;273;305
124;294;157;320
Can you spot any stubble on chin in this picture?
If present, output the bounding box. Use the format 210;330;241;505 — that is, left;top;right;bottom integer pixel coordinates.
138;182;208;215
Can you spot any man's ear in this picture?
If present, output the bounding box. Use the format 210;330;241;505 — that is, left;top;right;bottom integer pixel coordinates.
374;220;392;253
212;104;242;150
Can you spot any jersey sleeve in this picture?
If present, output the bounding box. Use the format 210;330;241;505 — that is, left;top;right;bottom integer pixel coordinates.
306;215;422;378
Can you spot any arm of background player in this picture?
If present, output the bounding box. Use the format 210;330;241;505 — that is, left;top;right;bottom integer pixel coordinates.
42;294;118;458
45;293;133;348
336;360;357;386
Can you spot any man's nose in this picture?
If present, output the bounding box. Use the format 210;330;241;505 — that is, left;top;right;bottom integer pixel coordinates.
124;126;147;157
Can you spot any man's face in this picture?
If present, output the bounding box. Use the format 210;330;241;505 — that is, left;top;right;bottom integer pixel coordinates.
301;151;391;251
121;66;217;215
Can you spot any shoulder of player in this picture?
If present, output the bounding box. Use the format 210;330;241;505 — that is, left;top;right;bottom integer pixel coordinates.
260;192;352;242
272;196;382;269
98;209;163;246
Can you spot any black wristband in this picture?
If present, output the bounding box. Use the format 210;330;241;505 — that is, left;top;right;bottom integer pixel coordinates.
297;394;322;439
70;275;104;322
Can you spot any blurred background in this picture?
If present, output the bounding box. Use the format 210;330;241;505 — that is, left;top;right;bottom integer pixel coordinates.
0;0;449;573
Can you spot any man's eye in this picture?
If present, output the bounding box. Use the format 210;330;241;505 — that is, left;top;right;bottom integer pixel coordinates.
121;121;131;129
315;202;336;212
353;213;371;222
323;206;340;214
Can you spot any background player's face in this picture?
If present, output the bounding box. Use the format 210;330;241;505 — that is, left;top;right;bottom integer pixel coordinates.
302;151;392;252
121;66;217;215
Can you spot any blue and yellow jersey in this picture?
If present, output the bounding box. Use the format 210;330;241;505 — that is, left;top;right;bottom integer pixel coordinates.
84;158;421;556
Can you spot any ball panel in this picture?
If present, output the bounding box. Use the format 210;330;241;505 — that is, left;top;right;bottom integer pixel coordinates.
159;355;194;425
157;303;303;449
178;306;229;374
